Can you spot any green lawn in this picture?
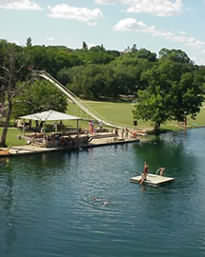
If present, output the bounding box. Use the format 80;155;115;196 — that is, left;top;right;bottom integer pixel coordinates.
67;100;136;127
1;100;205;146
67;100;205;130
0;127;26;147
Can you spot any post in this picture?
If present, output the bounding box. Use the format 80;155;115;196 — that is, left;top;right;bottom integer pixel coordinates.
76;119;80;149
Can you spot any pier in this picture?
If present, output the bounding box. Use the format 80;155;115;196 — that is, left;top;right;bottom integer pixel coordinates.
0;133;140;157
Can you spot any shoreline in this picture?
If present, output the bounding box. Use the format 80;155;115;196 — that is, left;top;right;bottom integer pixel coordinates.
0;135;140;158
1;125;205;158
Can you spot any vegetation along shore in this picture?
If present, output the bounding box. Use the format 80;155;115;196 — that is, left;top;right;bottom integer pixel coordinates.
1;38;205;147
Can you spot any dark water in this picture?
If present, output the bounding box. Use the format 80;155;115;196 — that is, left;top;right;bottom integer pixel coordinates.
1;128;205;257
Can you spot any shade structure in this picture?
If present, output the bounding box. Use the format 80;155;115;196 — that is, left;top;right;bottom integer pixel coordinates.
20;110;82;121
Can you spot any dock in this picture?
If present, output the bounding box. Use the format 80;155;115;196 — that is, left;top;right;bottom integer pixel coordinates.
87;135;139;148
130;173;175;185
0;134;140;157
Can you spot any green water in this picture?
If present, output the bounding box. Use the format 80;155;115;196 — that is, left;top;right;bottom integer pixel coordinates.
1;128;205;257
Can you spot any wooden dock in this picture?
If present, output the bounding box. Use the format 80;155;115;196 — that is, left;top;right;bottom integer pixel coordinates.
0;135;140;158
130;173;175;185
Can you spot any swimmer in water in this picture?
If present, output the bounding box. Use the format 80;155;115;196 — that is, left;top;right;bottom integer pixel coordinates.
93;197;104;201
93;197;110;206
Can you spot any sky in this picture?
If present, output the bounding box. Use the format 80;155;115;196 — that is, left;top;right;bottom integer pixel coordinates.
0;0;205;65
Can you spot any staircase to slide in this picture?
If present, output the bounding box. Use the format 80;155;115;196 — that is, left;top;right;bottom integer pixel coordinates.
32;70;120;128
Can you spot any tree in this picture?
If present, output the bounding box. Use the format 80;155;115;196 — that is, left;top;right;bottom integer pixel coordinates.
26;37;32;48
13;80;68;118
135;48;156;62
68;64;106;99
170;71;204;122
82;41;88;50
159;48;193;65
131;43;137;53
68;64;120;99
133;58;204;133
0;43;30;146
133;69;171;132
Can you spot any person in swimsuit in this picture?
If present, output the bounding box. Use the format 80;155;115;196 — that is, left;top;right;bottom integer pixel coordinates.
155;167;166;176
139;161;149;184
143;161;149;180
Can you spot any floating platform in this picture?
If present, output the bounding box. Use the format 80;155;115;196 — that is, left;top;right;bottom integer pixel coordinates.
130;173;175;185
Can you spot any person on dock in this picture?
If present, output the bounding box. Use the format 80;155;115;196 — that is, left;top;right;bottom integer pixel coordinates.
114;127;119;137
125;128;129;138
121;128;125;139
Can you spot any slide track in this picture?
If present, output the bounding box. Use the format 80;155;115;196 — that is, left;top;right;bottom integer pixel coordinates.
33;70;120;128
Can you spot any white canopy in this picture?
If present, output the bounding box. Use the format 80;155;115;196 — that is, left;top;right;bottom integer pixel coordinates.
20;110;82;121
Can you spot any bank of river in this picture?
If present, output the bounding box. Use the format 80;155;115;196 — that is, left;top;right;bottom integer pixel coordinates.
1;128;205;257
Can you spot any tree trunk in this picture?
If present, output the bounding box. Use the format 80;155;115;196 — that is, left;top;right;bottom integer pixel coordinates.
154;121;160;134
0;99;12;147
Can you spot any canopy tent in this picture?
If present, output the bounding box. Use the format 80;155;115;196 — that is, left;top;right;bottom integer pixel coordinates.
19;110;86;134
20;110;82;121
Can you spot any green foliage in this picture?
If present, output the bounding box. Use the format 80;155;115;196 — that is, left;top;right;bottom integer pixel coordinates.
76;45;119;65
68;64;117;99
13;80;68;118
1;39;205;136
133;57;204;132
25;46;83;77
159;48;193;64
135;48;157;62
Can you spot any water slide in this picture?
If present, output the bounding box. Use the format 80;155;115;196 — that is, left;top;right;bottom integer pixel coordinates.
32;70;120;128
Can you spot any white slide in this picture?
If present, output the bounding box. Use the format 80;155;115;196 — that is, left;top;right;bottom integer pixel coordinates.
33;70;120;128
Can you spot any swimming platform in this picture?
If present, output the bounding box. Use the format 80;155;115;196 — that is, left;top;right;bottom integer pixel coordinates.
130;173;175;186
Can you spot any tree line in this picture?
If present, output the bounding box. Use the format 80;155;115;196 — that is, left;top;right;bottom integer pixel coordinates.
0;38;205;145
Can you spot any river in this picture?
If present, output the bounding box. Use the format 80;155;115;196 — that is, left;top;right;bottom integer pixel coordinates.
1;128;205;257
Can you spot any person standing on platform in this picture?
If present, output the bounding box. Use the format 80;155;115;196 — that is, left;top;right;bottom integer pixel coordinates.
139;161;149;184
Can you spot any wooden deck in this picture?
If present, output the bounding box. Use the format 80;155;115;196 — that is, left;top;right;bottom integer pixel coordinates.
130;173;175;185
0;135;140;157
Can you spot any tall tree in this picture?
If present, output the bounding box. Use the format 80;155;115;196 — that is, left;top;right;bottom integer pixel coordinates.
0;43;30;146
133;58;204;133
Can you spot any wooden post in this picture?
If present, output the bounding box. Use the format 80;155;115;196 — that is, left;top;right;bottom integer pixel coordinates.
76;119;80;149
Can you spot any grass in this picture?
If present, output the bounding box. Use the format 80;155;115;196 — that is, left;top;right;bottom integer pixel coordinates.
67;100;136;127
67;100;205;130
0;127;26;147
1;100;205;146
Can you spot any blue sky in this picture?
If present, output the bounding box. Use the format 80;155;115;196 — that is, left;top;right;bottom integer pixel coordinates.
1;0;205;64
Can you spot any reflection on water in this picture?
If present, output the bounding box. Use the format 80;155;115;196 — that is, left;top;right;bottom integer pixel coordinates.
0;128;205;257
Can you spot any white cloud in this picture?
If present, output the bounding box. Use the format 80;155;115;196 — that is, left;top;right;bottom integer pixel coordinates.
0;0;41;10
47;36;55;42
48;4;103;26
113;18;205;49
95;0;183;16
